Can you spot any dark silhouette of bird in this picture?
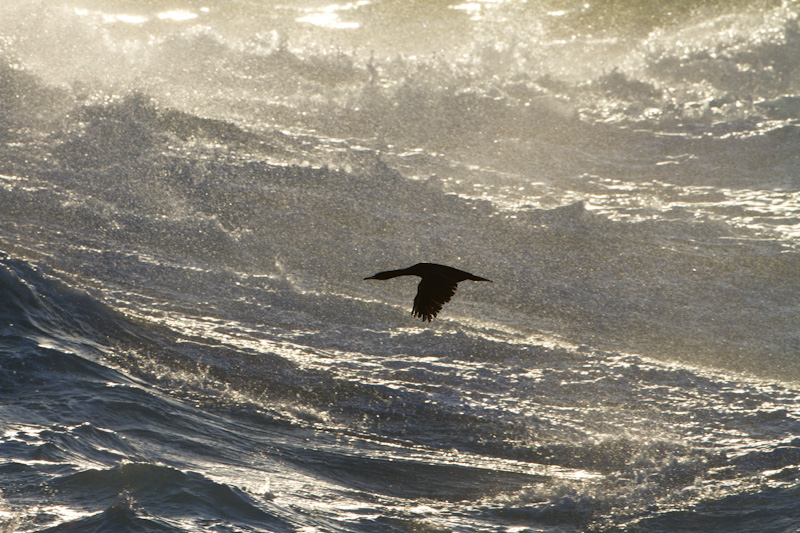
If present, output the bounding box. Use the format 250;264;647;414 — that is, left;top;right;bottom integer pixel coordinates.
364;263;491;322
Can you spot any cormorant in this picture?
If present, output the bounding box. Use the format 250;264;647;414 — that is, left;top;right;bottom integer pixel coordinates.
364;263;491;322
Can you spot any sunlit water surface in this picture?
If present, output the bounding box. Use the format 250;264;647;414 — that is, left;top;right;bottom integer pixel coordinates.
1;1;799;531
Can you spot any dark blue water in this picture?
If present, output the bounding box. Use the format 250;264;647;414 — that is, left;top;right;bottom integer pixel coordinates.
2;1;800;531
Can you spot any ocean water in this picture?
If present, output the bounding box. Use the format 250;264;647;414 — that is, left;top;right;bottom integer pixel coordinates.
1;0;799;531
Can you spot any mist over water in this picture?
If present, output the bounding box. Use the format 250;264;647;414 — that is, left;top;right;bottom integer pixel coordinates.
1;1;800;532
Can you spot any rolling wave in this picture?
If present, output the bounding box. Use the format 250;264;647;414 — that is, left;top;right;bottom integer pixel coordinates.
1;0;799;531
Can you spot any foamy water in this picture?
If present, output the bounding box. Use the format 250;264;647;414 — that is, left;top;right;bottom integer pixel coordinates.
1;1;799;531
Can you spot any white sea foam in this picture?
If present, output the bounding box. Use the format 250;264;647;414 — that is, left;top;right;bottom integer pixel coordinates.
1;0;799;531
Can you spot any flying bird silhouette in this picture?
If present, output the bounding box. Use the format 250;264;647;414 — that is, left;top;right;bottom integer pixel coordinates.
364;263;491;322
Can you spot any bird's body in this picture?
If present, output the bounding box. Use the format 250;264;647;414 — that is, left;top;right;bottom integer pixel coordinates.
364;263;491;321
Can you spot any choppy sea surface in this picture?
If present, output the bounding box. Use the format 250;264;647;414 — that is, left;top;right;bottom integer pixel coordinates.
1;1;800;531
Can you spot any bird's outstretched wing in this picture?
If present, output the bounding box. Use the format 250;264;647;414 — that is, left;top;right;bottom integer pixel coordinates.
412;277;458;322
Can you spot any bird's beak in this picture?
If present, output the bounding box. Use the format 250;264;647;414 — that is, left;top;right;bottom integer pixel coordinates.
364;275;376;280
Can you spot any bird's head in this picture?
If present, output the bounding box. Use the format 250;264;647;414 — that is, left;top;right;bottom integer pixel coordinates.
364;272;392;280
